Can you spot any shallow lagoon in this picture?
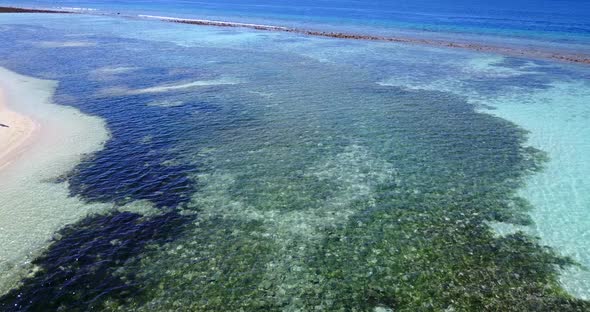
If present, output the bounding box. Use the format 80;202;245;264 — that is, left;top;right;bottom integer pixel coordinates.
0;14;589;311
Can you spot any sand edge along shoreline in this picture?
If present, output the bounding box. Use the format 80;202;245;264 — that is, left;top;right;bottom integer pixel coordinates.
0;88;40;171
0;6;588;65
0;67;110;295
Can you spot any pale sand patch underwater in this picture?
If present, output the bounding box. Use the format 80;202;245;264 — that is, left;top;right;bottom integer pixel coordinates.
36;41;97;48
0;68;110;295
483;81;590;299
92;66;138;75
98;77;243;96
88;66;140;82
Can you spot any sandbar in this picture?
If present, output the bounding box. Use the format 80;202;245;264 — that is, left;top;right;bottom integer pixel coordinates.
0;68;109;295
0;89;39;171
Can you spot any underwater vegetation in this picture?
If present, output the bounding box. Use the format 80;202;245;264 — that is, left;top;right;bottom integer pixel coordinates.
0;16;589;312
86;89;587;311
3;85;587;311
0;212;191;311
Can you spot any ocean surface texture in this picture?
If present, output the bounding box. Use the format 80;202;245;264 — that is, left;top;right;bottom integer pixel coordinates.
0;1;589;311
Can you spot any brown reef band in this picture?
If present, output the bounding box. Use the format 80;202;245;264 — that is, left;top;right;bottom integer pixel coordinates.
0;6;71;14
1;6;589;65
169;18;590;65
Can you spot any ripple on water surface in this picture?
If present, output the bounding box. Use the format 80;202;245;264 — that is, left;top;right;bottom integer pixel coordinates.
0;15;588;311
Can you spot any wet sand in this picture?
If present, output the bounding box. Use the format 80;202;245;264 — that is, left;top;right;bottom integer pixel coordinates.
0;68;109;295
0;89;39;171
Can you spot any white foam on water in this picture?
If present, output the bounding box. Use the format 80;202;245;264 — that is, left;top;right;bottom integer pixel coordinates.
0;68;110;295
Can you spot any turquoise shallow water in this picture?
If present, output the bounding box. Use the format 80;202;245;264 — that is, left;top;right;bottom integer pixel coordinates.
0;10;588;311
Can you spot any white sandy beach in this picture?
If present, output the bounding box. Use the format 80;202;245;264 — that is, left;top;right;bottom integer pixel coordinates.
0;89;39;171
0;68;110;295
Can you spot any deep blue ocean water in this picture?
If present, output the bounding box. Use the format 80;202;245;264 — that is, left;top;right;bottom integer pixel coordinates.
3;0;590;44
0;1;589;311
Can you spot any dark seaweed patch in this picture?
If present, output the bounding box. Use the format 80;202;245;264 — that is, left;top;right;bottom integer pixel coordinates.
303;204;586;311
0;16;589;311
114;217;281;311
294;88;588;311
82;79;589;311
0;212;190;311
